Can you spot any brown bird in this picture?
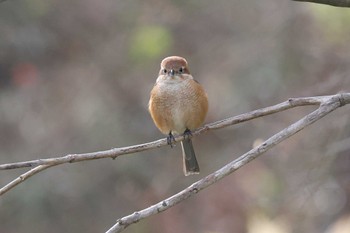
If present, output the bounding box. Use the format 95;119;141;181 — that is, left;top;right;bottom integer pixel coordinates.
148;56;208;176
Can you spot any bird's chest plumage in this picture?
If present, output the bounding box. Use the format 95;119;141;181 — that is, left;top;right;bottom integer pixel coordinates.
159;81;192;132
150;79;198;134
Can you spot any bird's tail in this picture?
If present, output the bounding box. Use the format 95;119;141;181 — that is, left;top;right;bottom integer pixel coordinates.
181;138;200;176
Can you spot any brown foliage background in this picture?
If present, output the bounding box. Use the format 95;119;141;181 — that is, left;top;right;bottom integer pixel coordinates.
0;1;350;232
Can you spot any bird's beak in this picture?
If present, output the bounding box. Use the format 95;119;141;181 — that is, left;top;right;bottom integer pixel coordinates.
169;69;175;77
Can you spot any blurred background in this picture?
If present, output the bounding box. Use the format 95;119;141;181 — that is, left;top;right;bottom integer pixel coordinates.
0;0;350;232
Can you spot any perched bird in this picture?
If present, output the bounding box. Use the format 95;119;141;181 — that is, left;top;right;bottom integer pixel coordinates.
148;56;208;176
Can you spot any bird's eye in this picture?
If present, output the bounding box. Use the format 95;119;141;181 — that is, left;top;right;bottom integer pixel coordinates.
179;67;184;73
162;69;167;74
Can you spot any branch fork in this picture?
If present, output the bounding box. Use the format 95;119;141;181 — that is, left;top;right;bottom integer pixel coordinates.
0;93;349;233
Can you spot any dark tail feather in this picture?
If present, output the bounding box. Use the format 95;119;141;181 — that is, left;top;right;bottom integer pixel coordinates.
181;138;200;176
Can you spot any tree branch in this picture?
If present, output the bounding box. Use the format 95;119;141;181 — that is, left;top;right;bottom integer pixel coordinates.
105;93;350;233
0;95;330;171
293;0;350;7
0;94;349;197
0;164;53;196
2;0;349;7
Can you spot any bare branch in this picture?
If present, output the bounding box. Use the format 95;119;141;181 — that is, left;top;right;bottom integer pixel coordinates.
0;164;53;196
293;0;350;7
0;95;330;171
0;94;349;197
105;93;349;233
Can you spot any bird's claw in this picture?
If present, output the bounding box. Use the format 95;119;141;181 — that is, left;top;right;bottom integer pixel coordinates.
183;128;192;139
167;133;176;148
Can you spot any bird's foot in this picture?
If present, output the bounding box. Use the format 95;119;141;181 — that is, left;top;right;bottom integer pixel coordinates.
167;132;176;148
183;128;192;139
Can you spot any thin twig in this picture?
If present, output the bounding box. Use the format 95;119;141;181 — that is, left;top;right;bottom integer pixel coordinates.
293;0;350;7
105;94;349;233
0;164;53;196
2;0;349;7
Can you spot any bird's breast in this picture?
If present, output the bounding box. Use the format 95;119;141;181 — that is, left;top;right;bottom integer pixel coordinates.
149;79;208;135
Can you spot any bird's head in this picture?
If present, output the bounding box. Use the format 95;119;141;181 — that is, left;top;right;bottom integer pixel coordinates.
159;56;191;78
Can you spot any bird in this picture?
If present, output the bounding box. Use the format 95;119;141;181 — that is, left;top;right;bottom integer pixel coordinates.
148;56;208;176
